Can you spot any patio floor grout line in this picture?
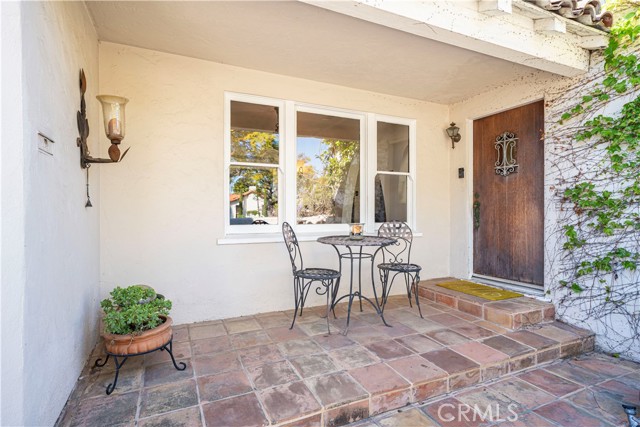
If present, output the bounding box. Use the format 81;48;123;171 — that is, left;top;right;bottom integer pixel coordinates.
133;375;143;426
244;341;313;426
191;349;207;427
388;357;577;427
136;404;201;423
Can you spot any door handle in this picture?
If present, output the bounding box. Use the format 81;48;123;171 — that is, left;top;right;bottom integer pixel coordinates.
473;193;480;231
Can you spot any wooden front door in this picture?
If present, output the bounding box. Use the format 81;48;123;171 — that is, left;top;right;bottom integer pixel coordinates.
473;101;544;286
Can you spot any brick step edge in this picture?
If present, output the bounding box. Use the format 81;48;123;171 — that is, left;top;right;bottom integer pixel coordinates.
417;280;555;330
273;331;595;427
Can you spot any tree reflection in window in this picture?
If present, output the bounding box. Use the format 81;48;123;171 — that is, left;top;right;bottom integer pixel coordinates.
229;101;280;224
297;112;360;224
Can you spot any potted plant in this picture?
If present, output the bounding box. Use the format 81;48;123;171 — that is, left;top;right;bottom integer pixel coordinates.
101;284;173;355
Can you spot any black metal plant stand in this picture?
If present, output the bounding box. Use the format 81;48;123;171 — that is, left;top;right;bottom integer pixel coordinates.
623;404;640;427
93;338;186;395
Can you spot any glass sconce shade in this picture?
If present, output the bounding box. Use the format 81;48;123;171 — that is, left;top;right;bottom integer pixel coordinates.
446;123;461;141
97;95;129;143
446;122;461;148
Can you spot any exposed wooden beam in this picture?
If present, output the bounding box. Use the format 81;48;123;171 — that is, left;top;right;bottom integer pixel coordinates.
535;17;567;34
478;0;513;16
580;35;609;50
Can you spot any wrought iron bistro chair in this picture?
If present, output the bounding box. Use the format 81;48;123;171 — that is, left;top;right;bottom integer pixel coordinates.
282;222;341;334
376;221;423;318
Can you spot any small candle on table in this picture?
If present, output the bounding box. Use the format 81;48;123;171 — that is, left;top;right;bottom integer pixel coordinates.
351;224;363;235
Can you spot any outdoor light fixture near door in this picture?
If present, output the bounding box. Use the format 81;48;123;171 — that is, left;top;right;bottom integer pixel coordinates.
76;68;130;207
446;122;461;149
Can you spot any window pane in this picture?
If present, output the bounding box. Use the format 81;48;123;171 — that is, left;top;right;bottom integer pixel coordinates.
375;174;407;222
377;122;409;173
229;166;278;225
296;112;360;224
230;101;279;164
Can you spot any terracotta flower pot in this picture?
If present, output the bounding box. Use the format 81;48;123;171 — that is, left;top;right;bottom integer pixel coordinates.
103;315;173;355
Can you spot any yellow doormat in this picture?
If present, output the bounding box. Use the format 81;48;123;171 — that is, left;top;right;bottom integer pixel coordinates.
436;280;523;301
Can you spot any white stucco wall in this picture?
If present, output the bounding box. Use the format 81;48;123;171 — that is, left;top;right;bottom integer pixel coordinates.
1;2;101;425
1;2;26;424
98;42;451;324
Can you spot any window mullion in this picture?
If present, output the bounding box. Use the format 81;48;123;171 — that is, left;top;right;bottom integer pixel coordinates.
375;171;410;177
409;120;417;229
223;93;232;235
230;161;279;169
284;100;296;226
366;113;376;233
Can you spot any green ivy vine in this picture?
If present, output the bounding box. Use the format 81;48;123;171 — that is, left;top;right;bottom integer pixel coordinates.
542;2;640;357
558;6;640;295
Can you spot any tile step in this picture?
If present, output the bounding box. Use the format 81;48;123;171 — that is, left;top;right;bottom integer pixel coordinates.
269;299;593;426
418;277;555;330
276;323;595;426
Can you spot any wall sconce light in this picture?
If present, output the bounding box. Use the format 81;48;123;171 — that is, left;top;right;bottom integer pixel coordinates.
97;95;130;163
446;122;461;149
77;69;130;169
76;69;130;207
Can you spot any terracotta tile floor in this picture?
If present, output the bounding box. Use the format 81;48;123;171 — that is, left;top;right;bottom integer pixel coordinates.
57;295;609;427
352;352;640;427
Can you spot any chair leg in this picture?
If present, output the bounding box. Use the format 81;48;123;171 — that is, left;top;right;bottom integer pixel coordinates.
330;277;340;319
325;280;332;335
379;270;399;316
378;269;389;311
413;273;423;319
404;273;413;308
299;283;306;317
358;255;363;312
299;280;313;317
290;278;301;329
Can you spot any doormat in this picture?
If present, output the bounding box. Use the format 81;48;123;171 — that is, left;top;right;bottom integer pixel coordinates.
436;280;523;301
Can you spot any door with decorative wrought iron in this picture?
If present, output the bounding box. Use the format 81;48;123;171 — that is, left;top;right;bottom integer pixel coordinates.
472;101;544;286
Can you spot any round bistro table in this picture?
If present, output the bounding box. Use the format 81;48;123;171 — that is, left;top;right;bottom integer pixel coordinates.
317;235;396;334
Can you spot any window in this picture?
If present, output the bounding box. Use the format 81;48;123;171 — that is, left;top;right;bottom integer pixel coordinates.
375;121;411;223
226;97;283;233
224;93;415;235
296;110;361;225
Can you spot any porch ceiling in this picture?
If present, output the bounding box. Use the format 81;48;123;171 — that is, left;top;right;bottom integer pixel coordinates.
85;0;553;104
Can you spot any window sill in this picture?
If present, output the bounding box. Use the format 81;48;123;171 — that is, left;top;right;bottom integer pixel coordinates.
217;231;423;245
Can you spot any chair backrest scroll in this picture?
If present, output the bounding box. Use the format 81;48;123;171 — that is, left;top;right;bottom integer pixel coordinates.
282;222;303;273
377;220;413;264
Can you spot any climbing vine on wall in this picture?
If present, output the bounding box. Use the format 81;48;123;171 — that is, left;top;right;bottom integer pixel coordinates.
548;3;640;356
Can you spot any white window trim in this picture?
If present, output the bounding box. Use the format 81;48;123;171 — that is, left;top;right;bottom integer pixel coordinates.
224;92;285;236
221;92;417;243
295;105;366;234
367;114;417;232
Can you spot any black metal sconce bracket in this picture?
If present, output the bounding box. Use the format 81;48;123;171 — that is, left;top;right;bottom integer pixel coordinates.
76;69;129;169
